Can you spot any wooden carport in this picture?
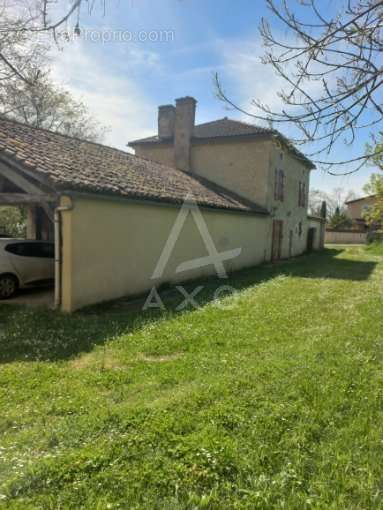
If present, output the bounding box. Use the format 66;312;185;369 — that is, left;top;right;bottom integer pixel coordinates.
0;158;57;240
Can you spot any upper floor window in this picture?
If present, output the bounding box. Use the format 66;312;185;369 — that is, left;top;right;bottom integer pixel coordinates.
298;181;306;207
274;169;285;202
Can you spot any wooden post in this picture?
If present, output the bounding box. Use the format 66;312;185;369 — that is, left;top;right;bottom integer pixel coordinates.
26;206;37;240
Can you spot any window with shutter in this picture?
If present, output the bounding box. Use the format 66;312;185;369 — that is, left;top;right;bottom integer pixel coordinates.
274;169;286;202
298;181;306;207
274;168;279;201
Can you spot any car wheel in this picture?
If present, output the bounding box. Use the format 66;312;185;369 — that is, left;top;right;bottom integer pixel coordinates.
0;275;18;300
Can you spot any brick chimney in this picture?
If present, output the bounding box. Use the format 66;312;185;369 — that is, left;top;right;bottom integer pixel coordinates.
174;96;197;172
158;104;176;140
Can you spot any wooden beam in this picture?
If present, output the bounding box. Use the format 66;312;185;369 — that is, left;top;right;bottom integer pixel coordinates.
0;161;57;222
0;161;49;195
0;193;57;204
26;206;37;239
0;161;54;194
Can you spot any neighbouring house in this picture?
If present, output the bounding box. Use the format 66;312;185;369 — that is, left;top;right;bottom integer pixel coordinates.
345;195;377;231
325;194;378;244
0;97;323;312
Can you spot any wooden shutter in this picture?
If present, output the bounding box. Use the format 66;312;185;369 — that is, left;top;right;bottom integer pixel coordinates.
272;220;283;261
274;169;279;200
279;170;285;202
298;181;305;207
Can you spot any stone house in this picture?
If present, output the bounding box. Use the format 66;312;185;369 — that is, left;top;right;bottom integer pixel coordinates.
0;97;323;312
130;97;324;261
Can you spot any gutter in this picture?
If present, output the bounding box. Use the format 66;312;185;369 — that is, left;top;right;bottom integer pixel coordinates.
54;196;74;310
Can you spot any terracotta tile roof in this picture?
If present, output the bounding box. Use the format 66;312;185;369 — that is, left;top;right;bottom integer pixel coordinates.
129;117;315;169
0;117;268;215
131;118;274;144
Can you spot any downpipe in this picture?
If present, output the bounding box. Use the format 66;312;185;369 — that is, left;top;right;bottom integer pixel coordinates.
54;197;73;310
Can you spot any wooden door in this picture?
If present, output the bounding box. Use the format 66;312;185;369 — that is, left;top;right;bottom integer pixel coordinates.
307;227;316;253
288;229;293;258
272;220;283;261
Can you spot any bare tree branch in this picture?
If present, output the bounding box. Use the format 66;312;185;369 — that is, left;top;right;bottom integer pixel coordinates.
0;1;106;85
215;0;383;174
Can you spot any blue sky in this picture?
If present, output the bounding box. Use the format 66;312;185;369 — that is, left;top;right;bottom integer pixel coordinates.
50;0;379;195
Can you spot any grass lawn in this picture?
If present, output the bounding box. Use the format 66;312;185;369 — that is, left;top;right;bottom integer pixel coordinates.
0;246;383;509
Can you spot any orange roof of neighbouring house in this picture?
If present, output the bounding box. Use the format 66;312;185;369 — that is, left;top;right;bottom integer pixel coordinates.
345;195;377;205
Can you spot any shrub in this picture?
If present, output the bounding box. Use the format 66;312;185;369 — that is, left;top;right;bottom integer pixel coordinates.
0;206;26;238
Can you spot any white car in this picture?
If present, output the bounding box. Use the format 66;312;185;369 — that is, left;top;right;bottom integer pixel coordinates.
0;239;55;299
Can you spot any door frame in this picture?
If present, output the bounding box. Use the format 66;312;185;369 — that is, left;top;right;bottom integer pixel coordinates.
272;220;283;261
307;227;316;253
288;229;293;258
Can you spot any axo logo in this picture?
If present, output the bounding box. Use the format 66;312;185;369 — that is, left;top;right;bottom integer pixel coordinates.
143;193;242;311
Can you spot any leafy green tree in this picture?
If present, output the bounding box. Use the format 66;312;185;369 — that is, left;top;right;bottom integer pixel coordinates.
0;207;26;238
363;137;383;229
328;206;351;230
363;173;383;229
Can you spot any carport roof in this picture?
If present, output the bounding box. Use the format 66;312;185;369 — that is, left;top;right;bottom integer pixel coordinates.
0;117;268;215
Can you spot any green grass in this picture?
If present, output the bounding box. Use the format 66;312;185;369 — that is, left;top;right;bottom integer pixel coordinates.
0;246;382;509
366;241;383;256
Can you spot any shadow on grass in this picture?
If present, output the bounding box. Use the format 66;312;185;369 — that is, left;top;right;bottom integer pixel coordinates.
0;247;376;364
